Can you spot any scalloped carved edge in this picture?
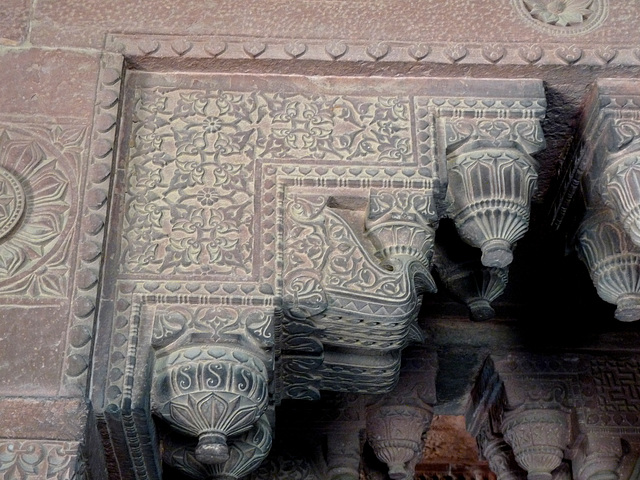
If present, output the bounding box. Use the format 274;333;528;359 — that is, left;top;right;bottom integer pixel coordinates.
61;52;125;395
106;34;640;68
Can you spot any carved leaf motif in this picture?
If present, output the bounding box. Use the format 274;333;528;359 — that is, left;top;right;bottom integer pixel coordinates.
556;45;583;64
408;43;430;61
325;40;348;60
482;44;506;64
366;43;390;61
204;40;227;57
152;311;187;349
596;46;618;64
445;44;468;63
519;45;544;64
284;41;307;58
244;41;267;59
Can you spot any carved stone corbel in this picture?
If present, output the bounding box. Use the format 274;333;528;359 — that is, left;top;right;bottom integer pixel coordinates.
365;349;437;480
440;95;546;268
477;427;527;480
576;206;640;322
325;429;362;480
161;414;272;480
571;434;622;480
433;241;509;321
152;344;270;466
501;408;570;480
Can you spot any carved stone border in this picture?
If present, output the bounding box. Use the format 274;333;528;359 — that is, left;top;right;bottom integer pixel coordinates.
106;34;640;67
61;52;125;395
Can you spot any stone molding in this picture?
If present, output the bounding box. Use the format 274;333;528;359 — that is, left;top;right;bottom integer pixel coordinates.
104;34;640;68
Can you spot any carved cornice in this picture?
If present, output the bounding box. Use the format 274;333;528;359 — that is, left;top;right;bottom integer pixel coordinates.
105;34;640;68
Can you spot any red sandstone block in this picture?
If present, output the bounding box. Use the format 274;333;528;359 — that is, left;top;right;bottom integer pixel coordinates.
0;0;30;46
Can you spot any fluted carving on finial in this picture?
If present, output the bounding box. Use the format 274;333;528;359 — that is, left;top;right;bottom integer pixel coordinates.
152;345;270;466
572;434;622;480
576;206;640;322
477;428;527;480
446;149;539;268
365;188;438;280
501;408;570;480
162;415;272;480
434;242;509;321
601;154;640;250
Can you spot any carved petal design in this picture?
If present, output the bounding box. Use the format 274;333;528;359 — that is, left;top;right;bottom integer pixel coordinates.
576;207;640;321
446;149;539;268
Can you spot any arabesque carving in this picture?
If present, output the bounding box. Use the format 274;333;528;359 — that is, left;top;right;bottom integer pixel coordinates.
92;71;547;479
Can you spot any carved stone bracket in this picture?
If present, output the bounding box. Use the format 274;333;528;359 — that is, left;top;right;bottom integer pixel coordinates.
89;62;547;479
365;349;438;480
576;206;640;322
441;110;546;268
567;80;640;322
152;344;270;466
571;433;622;480
502;408;571;480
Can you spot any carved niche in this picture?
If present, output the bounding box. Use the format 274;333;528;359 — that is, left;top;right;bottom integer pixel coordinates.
90;68;547;480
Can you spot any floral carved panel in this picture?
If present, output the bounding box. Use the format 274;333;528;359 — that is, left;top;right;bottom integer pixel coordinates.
0;123;83;298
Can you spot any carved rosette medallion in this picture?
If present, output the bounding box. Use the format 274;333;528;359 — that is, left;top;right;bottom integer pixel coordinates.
513;0;608;36
153;345;270;465
0;127;80;297
0;166;25;240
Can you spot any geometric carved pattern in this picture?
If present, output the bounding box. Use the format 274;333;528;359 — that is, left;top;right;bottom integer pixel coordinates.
584;357;640;427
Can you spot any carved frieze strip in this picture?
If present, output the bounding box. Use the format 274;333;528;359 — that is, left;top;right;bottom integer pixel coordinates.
106;34;640;68
62;52;125;396
0;440;83;480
